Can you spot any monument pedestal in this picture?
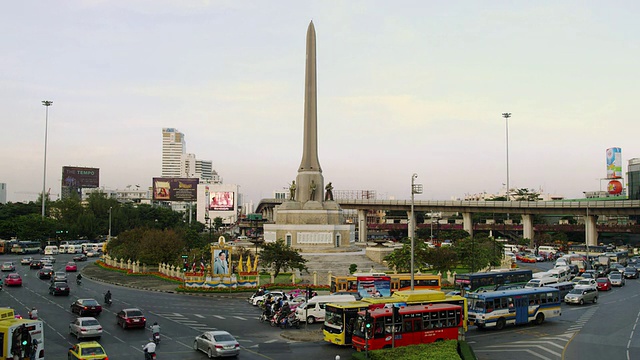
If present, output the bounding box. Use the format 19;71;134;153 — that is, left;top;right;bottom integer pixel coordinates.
264;201;354;252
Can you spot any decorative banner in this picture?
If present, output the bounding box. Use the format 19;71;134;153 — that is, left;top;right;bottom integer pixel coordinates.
357;275;391;298
606;147;622;179
152;178;199;201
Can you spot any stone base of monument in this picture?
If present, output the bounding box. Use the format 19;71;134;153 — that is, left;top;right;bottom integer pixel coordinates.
365;246;395;264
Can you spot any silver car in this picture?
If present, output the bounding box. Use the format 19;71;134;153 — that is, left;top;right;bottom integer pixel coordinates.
193;331;240;358
564;288;598;305
609;272;626;286
69;317;102;339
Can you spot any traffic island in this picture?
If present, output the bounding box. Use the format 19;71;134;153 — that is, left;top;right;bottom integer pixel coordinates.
279;328;323;342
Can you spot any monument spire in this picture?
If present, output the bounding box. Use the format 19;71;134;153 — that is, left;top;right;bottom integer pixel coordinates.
298;20;322;173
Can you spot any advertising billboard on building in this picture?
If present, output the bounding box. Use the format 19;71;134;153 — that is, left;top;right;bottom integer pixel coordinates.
153;178;199;201
606;147;622;179
209;191;235;211
61;166;100;199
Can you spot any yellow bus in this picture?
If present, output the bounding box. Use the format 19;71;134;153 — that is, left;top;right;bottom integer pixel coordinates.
330;273;441;293
323;289;467;346
0;308;44;359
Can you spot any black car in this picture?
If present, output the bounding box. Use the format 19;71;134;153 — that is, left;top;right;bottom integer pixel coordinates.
38;268;54;280
49;281;70;296
623;267;639;279
73;254;87;262
71;298;102;316
29;260;44;269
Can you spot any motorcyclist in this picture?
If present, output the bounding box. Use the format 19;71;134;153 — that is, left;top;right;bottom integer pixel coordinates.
76;273;82;284
142;340;156;360
104;290;112;304
277;302;291;324
151;322;161;336
29;307;38;320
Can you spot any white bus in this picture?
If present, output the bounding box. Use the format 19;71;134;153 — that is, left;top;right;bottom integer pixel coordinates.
58;244;70;253
67;244;83;254
44;245;59;255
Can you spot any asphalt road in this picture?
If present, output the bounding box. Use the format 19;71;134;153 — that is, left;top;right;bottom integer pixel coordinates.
468;260;640;360
0;253;352;360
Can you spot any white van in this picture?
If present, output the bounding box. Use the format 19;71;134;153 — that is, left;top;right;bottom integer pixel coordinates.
547;266;571;282
525;277;558;288
533;271;551;279
67;244;83;254
294;294;357;324
44;245;59;255
538;246;557;254
503;244;519;253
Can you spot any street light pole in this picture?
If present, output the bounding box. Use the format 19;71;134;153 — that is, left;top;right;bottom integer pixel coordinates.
41;100;53;218
108;207;112;242
502;112;511;220
410;174;423;291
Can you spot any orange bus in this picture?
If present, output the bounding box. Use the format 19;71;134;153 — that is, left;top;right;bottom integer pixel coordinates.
351;303;463;351
330;273;441;294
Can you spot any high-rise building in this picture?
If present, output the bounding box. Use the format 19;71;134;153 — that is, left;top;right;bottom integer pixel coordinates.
0;183;6;204
162;128;186;177
628;158;640;200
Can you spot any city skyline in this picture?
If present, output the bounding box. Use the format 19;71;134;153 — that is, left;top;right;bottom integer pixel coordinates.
2;2;640;206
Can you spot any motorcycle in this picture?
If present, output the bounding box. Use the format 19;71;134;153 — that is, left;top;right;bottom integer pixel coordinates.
104;298;112;307
280;313;300;329
76;278;82;286
142;345;157;360
259;309;273;323
152;332;160;345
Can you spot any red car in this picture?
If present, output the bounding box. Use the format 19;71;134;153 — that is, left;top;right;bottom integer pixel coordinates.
65;262;78;272
521;255;537;263
596;277;612;291
4;273;23;287
116;308;146;329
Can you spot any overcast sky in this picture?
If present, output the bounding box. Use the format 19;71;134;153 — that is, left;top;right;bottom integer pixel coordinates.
2;1;639;207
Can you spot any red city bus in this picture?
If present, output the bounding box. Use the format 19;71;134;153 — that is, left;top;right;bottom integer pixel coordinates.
351;303;463;351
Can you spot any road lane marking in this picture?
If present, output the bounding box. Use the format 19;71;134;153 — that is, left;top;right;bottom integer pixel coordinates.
194;314;205;318
479;349;551;360
213;315;225;319
233;316;247;320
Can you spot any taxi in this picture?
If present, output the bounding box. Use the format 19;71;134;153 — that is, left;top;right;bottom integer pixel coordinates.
68;341;108;360
66;262;78;272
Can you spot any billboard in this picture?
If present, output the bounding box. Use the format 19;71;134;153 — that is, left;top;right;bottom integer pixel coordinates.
153;178;199;201
61;166;100;199
209;191;235;211
356;275;392;299
606;147;622;179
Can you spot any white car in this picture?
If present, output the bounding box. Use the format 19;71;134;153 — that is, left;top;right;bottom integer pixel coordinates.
69;317;102;339
250;291;284;306
574;278;597;290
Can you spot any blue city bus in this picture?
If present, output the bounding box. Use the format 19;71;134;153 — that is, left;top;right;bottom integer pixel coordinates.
455;269;533;293
466;287;561;330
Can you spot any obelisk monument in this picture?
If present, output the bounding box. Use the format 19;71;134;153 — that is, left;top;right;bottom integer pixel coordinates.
296;21;324;204
263;21;355;251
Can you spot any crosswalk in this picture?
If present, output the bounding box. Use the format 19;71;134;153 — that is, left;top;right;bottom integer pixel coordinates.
471;307;598;360
152;310;297;346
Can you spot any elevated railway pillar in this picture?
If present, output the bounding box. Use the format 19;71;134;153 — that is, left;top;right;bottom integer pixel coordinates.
586;215;598;247
358;209;368;242
522;214;535;248
462;212;473;238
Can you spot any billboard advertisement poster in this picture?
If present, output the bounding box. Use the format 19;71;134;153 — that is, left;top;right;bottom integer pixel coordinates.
62;166;100;188
606;147;622;179
357;275;391;299
152;178;199;201
209;191;234;211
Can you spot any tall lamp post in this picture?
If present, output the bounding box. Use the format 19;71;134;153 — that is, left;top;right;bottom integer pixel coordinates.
410;173;423;290
41;100;53;218
502;112;511;220
108;207;112;242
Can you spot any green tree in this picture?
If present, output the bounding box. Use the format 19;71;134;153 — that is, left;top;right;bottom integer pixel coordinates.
455;235;503;272
425;247;458;273
107;228;185;265
512;188;541;201
258;239;308;278
384;238;431;273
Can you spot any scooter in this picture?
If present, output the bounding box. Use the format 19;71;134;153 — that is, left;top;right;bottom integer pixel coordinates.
76;278;82;286
142;345;157;360
259;309;272;323
152;332;160;345
280;313;301;329
104;298;112;307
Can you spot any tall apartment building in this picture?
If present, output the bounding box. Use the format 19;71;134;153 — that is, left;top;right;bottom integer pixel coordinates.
162;128;186;177
0;183;6;204
628;158;640;200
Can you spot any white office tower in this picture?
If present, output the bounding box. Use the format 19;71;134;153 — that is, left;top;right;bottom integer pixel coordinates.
162;128;186;177
0;183;6;204
180;154;216;182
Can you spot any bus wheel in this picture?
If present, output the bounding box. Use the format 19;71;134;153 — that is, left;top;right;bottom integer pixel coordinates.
306;316;315;324
535;313;545;325
495;318;506;330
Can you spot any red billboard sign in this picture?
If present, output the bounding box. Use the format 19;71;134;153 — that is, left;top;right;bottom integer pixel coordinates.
153;178;199;202
209;191;234;211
